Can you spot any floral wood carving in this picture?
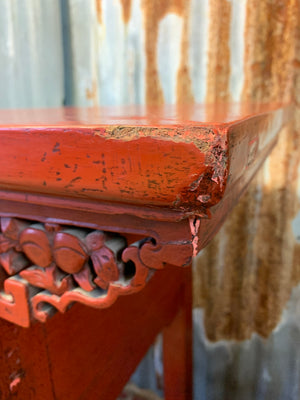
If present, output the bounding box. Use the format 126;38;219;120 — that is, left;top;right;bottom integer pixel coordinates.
0;217;192;326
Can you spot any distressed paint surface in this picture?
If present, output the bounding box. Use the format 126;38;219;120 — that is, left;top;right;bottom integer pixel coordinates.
0;105;287;222
0;0;299;398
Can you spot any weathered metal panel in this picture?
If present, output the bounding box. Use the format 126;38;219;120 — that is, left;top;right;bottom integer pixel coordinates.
192;0;300;397
61;0;146;106
0;0;64;108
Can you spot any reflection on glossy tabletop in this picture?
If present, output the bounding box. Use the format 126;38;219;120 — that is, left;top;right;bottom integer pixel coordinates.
0;103;291;126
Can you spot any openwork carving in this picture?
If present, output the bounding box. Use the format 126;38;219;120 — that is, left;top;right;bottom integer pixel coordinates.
0;217;192;326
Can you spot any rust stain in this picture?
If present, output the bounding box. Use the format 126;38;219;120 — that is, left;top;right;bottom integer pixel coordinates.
194;0;300;341
9;376;22;393
269;0;298;102
95;0;102;24
242;0;272;102
195;129;300;341
242;0;298;103
86;80;99;106
253;125;300;338
120;0;132;24
205;0;231;103
194;185;258;340
142;0;188;106
176;0;194;105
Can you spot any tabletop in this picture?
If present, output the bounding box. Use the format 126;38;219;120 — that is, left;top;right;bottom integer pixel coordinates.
0;103;291;327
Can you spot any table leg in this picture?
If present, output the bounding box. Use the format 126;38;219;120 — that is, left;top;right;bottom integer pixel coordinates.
163;265;193;400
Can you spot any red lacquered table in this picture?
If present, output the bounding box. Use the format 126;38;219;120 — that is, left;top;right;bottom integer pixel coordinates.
0;104;291;399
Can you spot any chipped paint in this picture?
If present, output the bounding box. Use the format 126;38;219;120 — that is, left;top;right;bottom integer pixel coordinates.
189;217;200;256
9;376;21;393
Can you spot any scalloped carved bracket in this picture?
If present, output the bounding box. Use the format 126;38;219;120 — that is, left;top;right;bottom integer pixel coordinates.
0;217;192;326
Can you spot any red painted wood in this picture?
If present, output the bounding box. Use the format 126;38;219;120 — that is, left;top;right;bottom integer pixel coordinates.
0;265;190;400
0;104;291;218
0;103;291;399
0;208;193;326
0;320;55;399
163;265;193;400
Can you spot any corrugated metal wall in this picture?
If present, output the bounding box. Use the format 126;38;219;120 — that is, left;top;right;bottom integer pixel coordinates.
0;0;64;108
0;0;299;398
